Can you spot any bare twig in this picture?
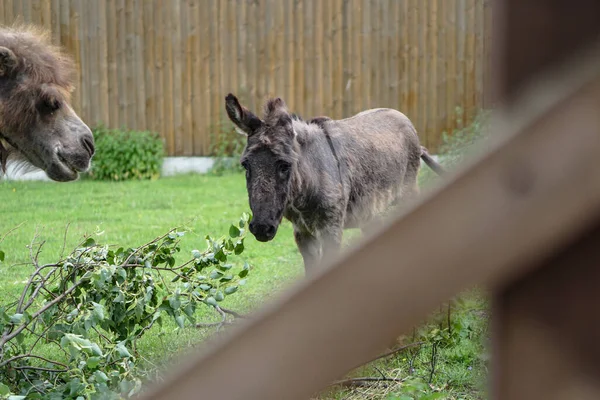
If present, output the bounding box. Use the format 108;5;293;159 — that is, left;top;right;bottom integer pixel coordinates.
0;222;25;245
0;353;68;369
59;222;71;260
328;376;405;388
218;306;246;319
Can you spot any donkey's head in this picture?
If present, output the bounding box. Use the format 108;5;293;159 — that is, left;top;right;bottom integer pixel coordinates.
225;93;297;242
0;25;94;182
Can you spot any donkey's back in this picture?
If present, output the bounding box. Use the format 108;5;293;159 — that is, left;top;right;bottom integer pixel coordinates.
323;108;423;229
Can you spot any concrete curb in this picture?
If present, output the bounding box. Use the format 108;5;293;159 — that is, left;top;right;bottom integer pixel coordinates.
2;155;440;182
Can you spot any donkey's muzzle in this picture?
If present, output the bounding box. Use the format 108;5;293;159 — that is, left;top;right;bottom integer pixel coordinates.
249;221;277;242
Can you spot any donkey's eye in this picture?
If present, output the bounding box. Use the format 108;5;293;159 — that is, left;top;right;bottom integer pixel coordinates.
277;163;291;176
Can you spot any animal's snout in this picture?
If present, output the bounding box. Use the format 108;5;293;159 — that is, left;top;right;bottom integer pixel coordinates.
80;132;95;158
249;220;277;242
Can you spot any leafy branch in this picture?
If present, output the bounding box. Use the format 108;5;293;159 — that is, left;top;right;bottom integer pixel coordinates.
0;213;253;399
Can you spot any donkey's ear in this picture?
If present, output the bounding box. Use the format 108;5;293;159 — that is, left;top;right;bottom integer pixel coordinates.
225;93;263;136
0;47;17;77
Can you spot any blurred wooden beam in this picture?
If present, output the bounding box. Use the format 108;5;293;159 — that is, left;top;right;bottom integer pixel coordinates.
138;34;600;400
490;0;600;399
493;0;600;102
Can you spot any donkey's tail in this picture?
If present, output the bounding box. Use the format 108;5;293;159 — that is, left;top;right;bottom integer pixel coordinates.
420;146;445;176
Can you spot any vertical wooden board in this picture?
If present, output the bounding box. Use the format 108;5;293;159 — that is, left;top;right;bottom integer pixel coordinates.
189;0;202;155
283;0;294;110
124;0;135;130
474;0;484;112
428;0;439;150
106;0;118;128
87;0;100;126
369;0;379;111
350;0;362;113
50;0;60;44
321;0;332;115
294;0;304;116
313;0;324;113
3;1;13;24
464;0;475;125
274;0;284;103
388;0;399;112
154;0;166;145
98;0;110;125
170;0;183;155
133;0;146;134
162;0;174;153
216;0;226;131
340;0;350;117
181;0;193;156
68;0;81;114
436;0;447;142
418;0;428;146
304;0;314;116
253;0;264;103
455;0;465;130
264;0;274;98
12;1;21;22
381;0;391;109
483;0;492;108
22;0;32;23
446;0;457;134
332;0;342;118
408;0;419;133
115;0;126;128
199;0;212;154
399;0;408;113
246;0;258;113
0;1;4;23
40;0;51;31
236;0;248;94
59;0;70;70
227;0;238;97
143;0;156;135
207;1;220;147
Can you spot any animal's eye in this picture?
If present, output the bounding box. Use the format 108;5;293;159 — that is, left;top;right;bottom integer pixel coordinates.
277;162;291;176
38;98;61;115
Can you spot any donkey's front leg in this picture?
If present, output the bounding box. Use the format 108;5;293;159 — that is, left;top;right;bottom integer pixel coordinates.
320;223;344;265
293;228;321;273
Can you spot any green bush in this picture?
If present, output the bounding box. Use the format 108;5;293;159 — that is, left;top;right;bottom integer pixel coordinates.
86;126;165;181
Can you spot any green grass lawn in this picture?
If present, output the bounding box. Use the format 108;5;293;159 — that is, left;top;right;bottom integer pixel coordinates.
0;170;488;399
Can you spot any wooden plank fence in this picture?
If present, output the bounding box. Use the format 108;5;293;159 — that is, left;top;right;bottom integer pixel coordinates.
0;0;492;156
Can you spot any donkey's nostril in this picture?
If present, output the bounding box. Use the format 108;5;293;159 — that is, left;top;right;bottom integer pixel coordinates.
80;134;95;157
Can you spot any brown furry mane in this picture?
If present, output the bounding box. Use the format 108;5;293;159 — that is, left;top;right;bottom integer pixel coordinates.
0;23;75;90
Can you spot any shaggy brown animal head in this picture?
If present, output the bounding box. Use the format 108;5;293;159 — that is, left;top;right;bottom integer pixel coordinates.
0;24;94;182
225;93;297;242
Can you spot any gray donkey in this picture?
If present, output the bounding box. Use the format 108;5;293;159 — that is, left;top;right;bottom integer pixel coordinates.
225;93;444;272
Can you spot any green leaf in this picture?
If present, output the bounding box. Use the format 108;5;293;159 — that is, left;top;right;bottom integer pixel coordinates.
175;315;185;329
86;356;102;369
82;237;96;247
169;295;181;310
224;286;238;295
0;250;5;262
8;396;26;400
229;224;241;238
210;270;223;279
205;297;218;307
94;370;109;383
9;313;23;324
191;249;202;259
0;383;9;396
214;291;224;302
115;343;132;359
199;284;211;291
92;302;105;321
